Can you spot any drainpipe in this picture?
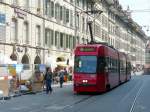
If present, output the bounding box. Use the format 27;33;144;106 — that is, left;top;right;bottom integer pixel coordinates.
43;0;45;64
74;0;77;50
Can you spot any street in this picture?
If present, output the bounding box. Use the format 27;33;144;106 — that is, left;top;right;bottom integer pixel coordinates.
0;75;150;112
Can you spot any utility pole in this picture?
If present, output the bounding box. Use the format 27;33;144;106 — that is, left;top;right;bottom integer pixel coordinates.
85;1;103;44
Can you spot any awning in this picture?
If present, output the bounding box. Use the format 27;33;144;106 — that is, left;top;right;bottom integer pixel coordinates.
0;53;17;64
45;56;57;70
56;61;68;67
69;59;74;66
56;57;66;62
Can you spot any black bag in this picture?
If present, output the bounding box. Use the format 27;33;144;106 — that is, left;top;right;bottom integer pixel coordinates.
45;72;52;80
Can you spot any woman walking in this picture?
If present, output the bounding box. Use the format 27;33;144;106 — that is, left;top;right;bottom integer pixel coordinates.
44;67;53;94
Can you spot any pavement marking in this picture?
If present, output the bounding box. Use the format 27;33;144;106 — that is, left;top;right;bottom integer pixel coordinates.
45;105;67;110
59;95;93;111
129;81;144;112
120;80;142;103
11;106;28;111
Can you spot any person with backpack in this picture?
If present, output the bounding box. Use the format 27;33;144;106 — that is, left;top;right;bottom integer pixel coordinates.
44;67;53;94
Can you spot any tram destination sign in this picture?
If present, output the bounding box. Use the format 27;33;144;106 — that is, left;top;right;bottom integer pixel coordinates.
79;47;96;52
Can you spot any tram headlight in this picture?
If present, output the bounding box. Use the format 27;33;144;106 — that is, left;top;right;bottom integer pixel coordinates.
82;80;88;83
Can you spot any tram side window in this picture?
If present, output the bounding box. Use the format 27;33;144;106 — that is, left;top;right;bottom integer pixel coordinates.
97;57;106;72
124;60;126;73
115;59;118;73
119;60;123;73
120;60;125;73
109;58;117;73
116;59;118;73
112;59;115;73
127;62;131;73
106;57;111;72
112;59;116;73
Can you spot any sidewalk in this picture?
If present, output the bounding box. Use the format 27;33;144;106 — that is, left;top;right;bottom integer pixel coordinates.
22;81;73;94
52;81;73;87
0;81;73;100
131;71;144;76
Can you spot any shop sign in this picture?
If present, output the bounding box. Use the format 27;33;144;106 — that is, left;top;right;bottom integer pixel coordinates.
0;13;6;24
39;64;46;72
16;64;23;73
0;13;6;42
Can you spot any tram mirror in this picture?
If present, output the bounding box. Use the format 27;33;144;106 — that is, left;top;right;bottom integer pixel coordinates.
105;67;108;72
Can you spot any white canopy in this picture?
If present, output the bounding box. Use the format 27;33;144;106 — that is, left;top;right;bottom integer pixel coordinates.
0;53;17;64
45;56;57;70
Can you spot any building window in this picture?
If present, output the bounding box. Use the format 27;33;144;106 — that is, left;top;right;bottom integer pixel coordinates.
66;34;69;48
95;23;100;37
82;17;85;33
70;0;74;4
55;3;60;20
12;0;18;5
82;38;86;44
45;0;51;16
70;10;73;27
45;29;54;47
45;29;50;46
76;13;79;29
60;33;64;48
37;0;41;8
23;22;29;44
76;36;79;44
76;0;79;6
24;0;29;10
63;7;66;24
12;20;18;42
82;0;85;9
51;1;54;17
36;25;41;46
50;30;54;45
66;9;69;23
69;35;72;49
60;6;63;20
73;36;76;48
55;31;59;47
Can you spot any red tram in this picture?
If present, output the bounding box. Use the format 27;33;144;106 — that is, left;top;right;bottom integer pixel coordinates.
73;44;131;93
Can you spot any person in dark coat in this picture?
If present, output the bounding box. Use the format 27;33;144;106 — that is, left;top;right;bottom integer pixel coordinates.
59;69;64;88
44;67;53;94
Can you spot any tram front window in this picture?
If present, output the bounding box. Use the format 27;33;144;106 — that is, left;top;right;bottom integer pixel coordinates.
74;56;97;74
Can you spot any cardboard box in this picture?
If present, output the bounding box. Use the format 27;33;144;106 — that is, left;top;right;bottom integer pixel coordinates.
0;80;9;97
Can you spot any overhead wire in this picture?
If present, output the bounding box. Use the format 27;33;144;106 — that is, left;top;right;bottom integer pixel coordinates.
125;9;150;13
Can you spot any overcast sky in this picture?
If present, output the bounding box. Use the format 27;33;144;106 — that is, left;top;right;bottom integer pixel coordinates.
119;0;150;36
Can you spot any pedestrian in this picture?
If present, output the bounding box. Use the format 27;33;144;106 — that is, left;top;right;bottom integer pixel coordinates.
44;67;53;94
64;68;68;82
59;69;64;88
133;67;136;75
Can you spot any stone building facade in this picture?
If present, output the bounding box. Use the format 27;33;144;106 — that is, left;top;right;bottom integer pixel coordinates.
0;0;147;68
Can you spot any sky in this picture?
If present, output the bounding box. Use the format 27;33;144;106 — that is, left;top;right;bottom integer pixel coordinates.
119;0;150;36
